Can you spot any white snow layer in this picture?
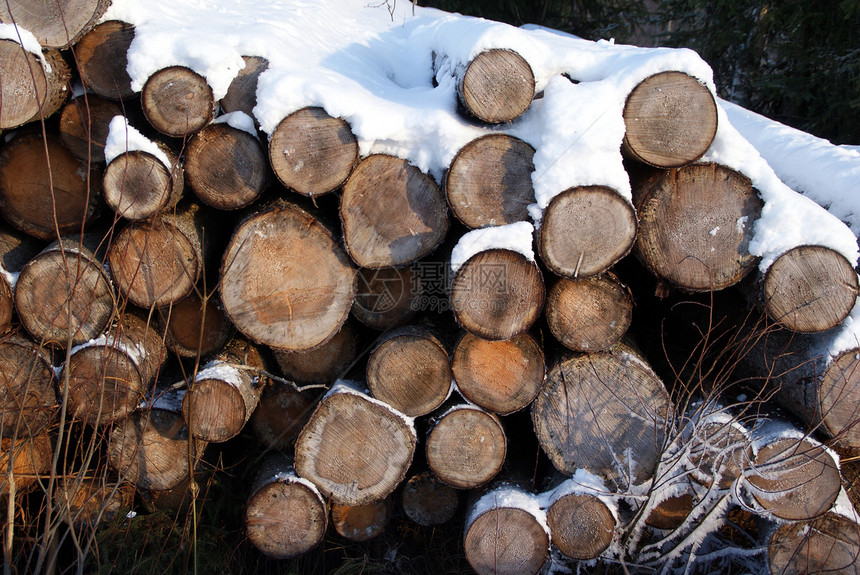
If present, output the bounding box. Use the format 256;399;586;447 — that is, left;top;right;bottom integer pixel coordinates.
212;111;258;138
450;221;535;273
104;115;173;169
0;23;51;72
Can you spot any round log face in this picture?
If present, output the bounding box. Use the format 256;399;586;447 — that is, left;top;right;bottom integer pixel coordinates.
763;245;859;333
0;279;13;334
159;292;234;359
538;186;637;278
768;513;860;575
66;345;145;426
400;472;460;526
75;20;136;100
186;123;267;210
452;332;545;415
531;348;672;486
142;66;215;137
183;379;246;443
59;95;122;164
747;437;841;521
220;56;268;117
546;493;615;560
220;204;356;351
0;338;56;438
426;407;506;489
0;0;108;48
634;162;762;291
464;508;549;575
272;321;357;385
460;49;535;124
269;107;358;196
15;249;115;348
331;499;389;542
446;134;535;228
352;265;421;330
0;434;52;495
250;381;320;450
341;154;449;268
622;71;717;168
103;151;177;220
819;350;860;447
0;40;50;130
245;479;328;559
451;249;545;341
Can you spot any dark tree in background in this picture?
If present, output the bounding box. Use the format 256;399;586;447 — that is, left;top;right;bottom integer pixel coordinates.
420;0;860;144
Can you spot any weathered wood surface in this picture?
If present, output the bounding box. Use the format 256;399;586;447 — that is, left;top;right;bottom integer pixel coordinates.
141;66;216;137
102;144;184;221
426;404;506;489
331;498;390;542
0;0;111;48
272;320;357;386
220;56;268;117
74;20;136;100
458;49;535;124
58;95;123;164
400;471;460;527
0;335;57;438
0;41;70;129
767;512;860;575
157;290;234;359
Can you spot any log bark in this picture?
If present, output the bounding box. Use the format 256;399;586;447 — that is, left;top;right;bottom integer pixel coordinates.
102;144;184;221
157;290;233;359
58;95;122;164
767;512;860;575
0;131;101;240
0;0;110;48
108;201;208;308
331;498;389;542
54;476;134;527
537;185;637;278
294;382;416;506
185;122;267;210
250;380;321;451
220;201;356;351
182;337;265;443
545;479;616;560
450;249;545;341
0;433;52;495
365;325;452;417
762;245;859;333
445;134;535;228
451;331;545;415
0;228;42;334
268;106;358;197
0;41;70;129
622;71;718;168
458;49;535;124
426;404;506;489
352;265;421;331
531;345;673;488
219;56;268;117
400;471;460;527
0;335;57;438
340;154;449;268
107;388;206;491
463;485;549;575
244;453;328;559
632;162;763;292
141;66;216;137
14;237;115;348
64;310;167;426
74;20;136;100
545;273;633;353
272;320;357;386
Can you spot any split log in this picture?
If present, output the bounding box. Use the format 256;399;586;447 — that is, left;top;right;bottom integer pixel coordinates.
182;337;265;443
245;453;328;559
458;49;535;124
0;131;100;240
767;512;860;575
0;228;42;334
762;245;859;333
331;498;390;542
102;143;184;221
746;428;841;521
250;381;321;451
531;345;673;488
445;134;535;228
158;290;233;359
220;201;356;351
537;186;637;278
352;265;422;331
340;154;449;268
185;122;267;210
545;273;633;353
365;325;452;417
14;237;115;348
545;476;616;560
632;162;763;292
220;56;268;117
450;249;545;341
58;95;123;164
0;0;110;48
141;66;216;137
0;335;57;438
622;71;718;168
0;433;52;495
272;320;357;386
54;476;134;527
64;310;167;426
268;106;358;197
74;20;136;100
0;40;70;129
107;388;206;491
463;485;549;575
294;382;416;506
400;471;460;526
107;201;208;308
426;404;506;489
451;331;544;415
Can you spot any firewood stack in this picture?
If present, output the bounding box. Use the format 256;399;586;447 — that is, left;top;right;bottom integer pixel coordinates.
1;2;859;574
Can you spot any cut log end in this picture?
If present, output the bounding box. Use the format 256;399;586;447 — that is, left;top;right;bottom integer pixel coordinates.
103;148;183;221
272;321;357;386
546;493;615;560
0;42;71;129
0;434;52;495
819;349;860;447
142;66;215;137
75;20;136;100
0;337;57;438
159;291;234;359
58;95;123;164
0;0;111;49
352;265;421;331
331;499;389;542
427;406;506;489
768;512;860;575
464;507;549;575
220;56;268;117
65;344;146;426
400;472;460;526
250;381;321;450
459;49;535;124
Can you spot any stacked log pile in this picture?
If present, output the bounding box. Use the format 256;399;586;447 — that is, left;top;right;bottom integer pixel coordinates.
1;2;860;574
